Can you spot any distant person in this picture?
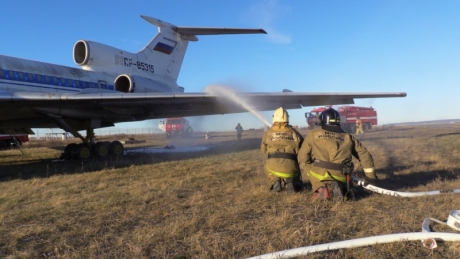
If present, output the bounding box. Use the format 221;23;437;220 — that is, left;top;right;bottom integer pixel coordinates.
356;116;364;135
186;125;193;137
235;123;243;140
298;108;377;201
261;107;304;194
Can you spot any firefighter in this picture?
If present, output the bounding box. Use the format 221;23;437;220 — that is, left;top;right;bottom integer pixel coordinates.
298;108;377;201
186;125;193;137
261;107;304;194
356;116;364;135
235;123;243;140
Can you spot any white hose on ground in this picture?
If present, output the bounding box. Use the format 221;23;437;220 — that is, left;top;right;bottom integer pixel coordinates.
421;210;460;249
351;176;460;197
247;210;460;259
246;232;460;259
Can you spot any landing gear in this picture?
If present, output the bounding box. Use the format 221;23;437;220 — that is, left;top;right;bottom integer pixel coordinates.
74;143;92;160
62;141;124;160
63;143;78;160
93;142;109;159
60;142;124;160
54;119;126;160
109;141;124;158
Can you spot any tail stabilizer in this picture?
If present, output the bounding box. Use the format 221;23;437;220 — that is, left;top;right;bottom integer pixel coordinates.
139;15;266;82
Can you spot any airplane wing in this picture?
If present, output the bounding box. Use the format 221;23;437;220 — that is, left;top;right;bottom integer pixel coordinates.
0;91;406;134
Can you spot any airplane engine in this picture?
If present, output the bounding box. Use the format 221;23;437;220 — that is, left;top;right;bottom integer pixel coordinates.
114;74;180;93
73;40;134;68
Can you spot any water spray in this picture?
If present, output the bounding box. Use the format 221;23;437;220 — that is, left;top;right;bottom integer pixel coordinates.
204;84;271;127
246;210;460;259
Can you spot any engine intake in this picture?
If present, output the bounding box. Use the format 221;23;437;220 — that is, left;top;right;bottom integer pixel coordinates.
73;40;129;67
114;74;180;93
114;74;135;93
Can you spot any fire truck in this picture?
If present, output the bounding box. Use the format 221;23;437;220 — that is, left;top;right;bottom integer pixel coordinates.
305;106;377;133
0;134;29;150
159;117;193;138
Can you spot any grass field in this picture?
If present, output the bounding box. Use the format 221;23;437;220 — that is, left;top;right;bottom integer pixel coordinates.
2;125;460;258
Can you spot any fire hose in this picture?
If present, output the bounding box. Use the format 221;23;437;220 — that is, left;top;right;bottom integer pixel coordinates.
246;210;460;259
352;176;460;197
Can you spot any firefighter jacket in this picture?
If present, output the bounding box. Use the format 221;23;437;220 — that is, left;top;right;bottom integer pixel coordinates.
298;125;374;183
261;122;304;178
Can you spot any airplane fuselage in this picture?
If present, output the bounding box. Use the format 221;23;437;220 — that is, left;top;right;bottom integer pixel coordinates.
0;54;181;94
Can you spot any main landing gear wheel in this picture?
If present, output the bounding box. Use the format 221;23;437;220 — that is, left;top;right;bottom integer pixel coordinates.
93;142;110;159
109;141;124;158
74;143;92;160
63;143;78;160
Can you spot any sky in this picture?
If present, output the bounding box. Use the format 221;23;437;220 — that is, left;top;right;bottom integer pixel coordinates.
1;0;460;133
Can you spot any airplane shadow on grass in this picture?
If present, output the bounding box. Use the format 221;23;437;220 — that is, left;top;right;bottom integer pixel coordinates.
0;138;262;182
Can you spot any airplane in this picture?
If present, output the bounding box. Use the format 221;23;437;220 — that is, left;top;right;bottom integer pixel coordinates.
0;15;406;160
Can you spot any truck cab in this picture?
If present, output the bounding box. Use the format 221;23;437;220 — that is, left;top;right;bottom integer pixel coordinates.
305;107;327;129
161;117;192;138
305;106;377;133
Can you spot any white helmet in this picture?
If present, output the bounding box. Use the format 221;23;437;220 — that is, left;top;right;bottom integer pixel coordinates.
273;107;289;123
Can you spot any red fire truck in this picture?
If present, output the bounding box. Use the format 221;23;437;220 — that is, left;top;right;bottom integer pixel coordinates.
0;134;29;150
305;106;377;133
159;117;193;138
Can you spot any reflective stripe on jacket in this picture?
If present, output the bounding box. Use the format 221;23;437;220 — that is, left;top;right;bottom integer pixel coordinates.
308;170;346;182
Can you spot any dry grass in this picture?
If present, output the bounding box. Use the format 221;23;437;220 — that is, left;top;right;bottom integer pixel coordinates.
2;125;460;258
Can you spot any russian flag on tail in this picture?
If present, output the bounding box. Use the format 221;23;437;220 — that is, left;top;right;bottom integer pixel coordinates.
154;42;175;55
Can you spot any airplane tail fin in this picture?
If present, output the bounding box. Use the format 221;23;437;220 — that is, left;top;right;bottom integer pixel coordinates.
139;16;266;82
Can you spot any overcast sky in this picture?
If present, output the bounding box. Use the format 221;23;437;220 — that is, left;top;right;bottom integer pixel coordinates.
1;1;459;132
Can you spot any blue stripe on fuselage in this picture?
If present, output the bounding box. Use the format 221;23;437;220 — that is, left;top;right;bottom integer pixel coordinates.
0;68;114;92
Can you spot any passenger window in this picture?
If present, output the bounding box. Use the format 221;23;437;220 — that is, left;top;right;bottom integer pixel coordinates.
99;80;108;89
28;73;34;82
0;69;4;78
8;71;14;79
36;74;42;82
52;77;58;85
45;76;50;84
74;81;81;88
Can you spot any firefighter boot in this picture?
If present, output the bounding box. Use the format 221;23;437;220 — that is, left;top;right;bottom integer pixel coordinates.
327;181;345;202
270;179;282;193
293;175;304;192
312;186;329;200
285;178;295;195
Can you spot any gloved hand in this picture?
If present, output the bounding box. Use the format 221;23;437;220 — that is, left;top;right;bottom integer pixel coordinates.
363;168;378;186
364;175;378;185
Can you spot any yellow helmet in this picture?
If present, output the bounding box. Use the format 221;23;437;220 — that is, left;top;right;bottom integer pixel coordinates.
273;107;289;123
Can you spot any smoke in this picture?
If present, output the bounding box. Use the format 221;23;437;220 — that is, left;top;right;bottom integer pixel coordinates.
204;84;271;127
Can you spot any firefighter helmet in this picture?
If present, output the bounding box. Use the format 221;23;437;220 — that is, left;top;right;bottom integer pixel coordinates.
319;108;341;126
273;107;289;123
